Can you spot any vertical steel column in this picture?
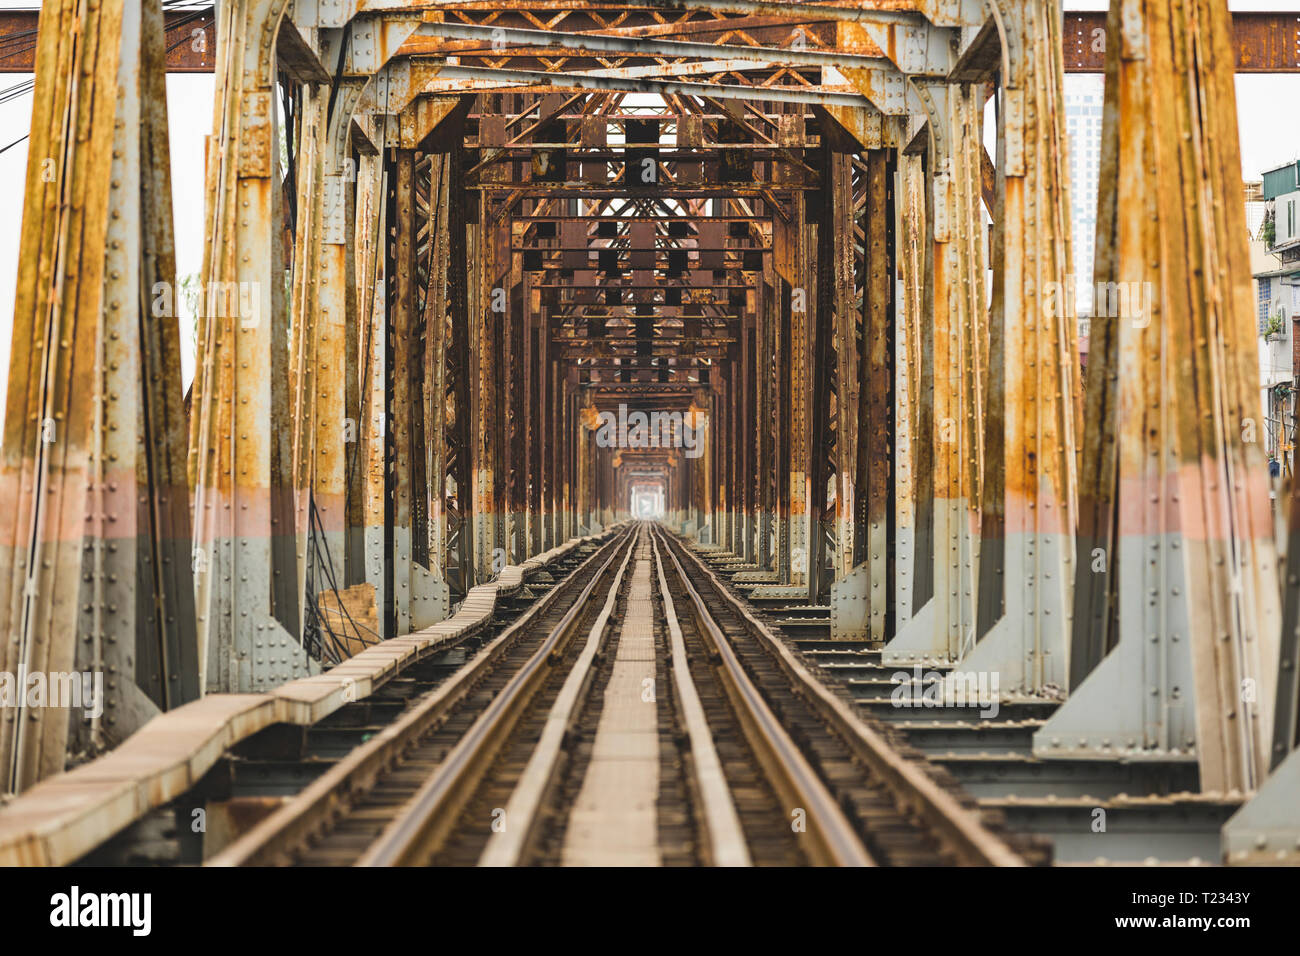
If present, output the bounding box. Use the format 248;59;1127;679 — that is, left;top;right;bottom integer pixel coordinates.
426;154;452;581
861;151;897;642
190;0;311;693
1038;0;1279;796
763;204;809;589
349;148;382;589
360;146;389;623
522;235;542;553
894;153;926;631
382;147;413;634
807;164;836;602
0;0;199;791
384;148;416;636
470;190;501;579
714;371;727;543
445;153;474;599
963;1;1082;698
577;393;592;533
831;148;897;642
740;309;756;563
505;260;525;559
830;152;860;582
288;82;366;646
885;85;985;667
728;344;742;554
756;282;774;568
788;195;813;590
289;87;325;635
703;387;716;545
544;353;557;550
536;327;551;552
748;280;764;564
381;147;449;632
563;370;578;539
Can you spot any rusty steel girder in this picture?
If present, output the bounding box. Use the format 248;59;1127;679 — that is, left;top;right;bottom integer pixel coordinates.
0;0;199;794
189;0;314;694
958;1;1082;698
1037;0;1280;797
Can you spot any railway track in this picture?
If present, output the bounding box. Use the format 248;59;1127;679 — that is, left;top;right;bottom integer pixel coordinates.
706;554;1239;865
201;522;1036;867
205;527;637;866
651;526;1036;867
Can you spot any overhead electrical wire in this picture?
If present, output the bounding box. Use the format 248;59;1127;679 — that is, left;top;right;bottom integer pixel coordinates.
0;4;215;157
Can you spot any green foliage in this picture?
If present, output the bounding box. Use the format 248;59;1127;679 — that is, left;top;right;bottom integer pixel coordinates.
1264;310;1285;340
178;272;201;341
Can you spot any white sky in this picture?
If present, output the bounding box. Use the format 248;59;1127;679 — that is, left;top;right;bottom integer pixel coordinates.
0;0;1298;426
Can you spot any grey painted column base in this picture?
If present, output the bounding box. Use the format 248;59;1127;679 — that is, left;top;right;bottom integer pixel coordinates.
894;524;916;628
1223;747;1300;864
208;611;318;695
946;529;1072;698
362;525;450;635
409;564;449;631
201;534;320;693
882;597;938;663
1033;533;1197;764
1033;645;1196;763
831;562;871;640
883;498;975;665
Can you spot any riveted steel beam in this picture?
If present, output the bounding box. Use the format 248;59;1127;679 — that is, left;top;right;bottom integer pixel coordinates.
416;20;898;72
190;0;317;693
0;0;200;792
883;81;984;668
8;9;1297;74
830;147;896;642
893;152;926;632
1035;0;1279;795
424;63;869;107
289;80;370;653
958;0;1082;699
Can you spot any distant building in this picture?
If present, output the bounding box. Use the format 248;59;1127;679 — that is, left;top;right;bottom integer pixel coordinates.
1255;262;1296;469
1065;77;1104;315
1245;180;1266;238
1255;161;1300;473
1263;159;1300;266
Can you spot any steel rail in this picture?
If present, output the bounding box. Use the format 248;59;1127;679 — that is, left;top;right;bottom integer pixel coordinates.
356;530;641;866
207;528;635;866
651;525;875;866
476;528;638;865
649;533;752;866
660;527;1030;867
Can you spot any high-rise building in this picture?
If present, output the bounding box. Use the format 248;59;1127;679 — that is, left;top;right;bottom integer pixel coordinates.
1064;75;1104;314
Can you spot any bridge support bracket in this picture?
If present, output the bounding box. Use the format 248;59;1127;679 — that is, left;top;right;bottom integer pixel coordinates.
1223;748;1300;864
831;561;872;642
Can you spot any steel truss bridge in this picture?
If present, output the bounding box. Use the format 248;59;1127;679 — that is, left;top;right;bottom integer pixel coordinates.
0;0;1297;866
